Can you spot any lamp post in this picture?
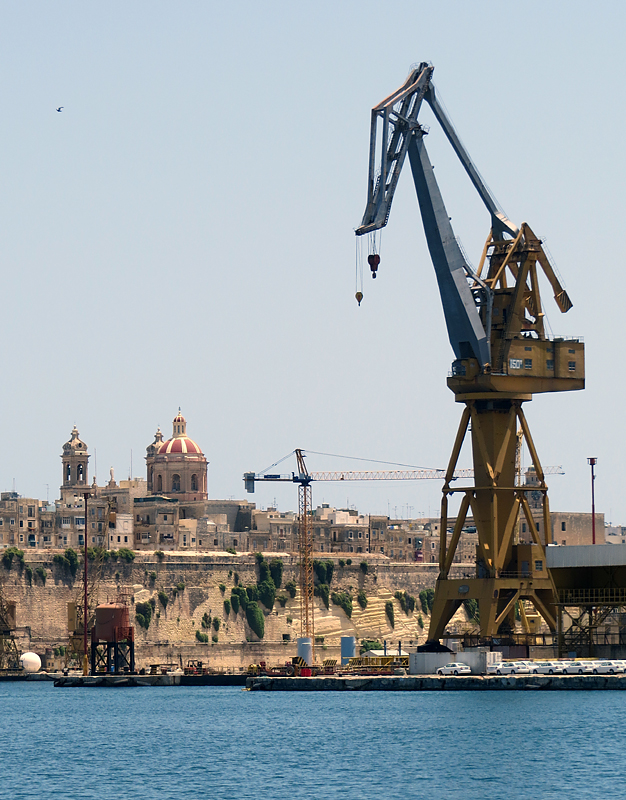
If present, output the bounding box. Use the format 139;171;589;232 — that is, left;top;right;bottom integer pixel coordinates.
588;458;597;545
83;491;91;675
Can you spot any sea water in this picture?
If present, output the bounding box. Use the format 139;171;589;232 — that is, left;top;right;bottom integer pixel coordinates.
1;682;624;799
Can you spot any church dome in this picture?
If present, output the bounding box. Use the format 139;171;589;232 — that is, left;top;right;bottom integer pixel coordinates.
156;410;204;456
157;437;202;455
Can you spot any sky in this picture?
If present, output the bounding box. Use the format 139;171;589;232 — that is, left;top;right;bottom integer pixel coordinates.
0;1;623;523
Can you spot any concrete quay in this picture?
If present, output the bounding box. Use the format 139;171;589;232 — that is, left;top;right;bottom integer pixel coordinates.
54;674;182;688
246;674;626;691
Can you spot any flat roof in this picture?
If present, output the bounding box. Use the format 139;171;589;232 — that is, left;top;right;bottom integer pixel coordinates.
547;544;626;569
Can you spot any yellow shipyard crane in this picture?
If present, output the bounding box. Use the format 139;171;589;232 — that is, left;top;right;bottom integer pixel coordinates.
356;63;584;641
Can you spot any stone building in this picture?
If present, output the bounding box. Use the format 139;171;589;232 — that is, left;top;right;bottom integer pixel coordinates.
145;411;207;501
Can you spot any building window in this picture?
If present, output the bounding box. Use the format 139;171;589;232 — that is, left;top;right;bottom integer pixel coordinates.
157;475;163;492
536;523;540;531
431;542;436;550
568;361;576;371
561;521;566;531
546;360;554;370
214;539;218;546
9;519;15;526
535;560;543;571
522;523;526;533
19;521;23;528
568;348;575;354
27;506;35;518
172;474;181;492
75;517;85;527
524;359;532;369
163;515;168;522
191;474;198;492
233;539;238;547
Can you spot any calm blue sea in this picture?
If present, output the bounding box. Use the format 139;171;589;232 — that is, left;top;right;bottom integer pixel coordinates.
1;683;624;800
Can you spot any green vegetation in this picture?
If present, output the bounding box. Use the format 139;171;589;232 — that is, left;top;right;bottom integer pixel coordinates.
331;591;353;618
357;590;368;609
360;639;382;654
385;600;395;628
419;588;435;614
360;561;369;575
463;598;479;621
149;571;157;583
35;566;47;586
212;634;218;643
286;616;293;624
201;612;211;629
284;580;297;599
338;559;345;568
158;590;169;609
224;599;231;616
53;548;79;577
2;547;25;570
255;552;264;564
246;584;259;602
228;570;232;578
135;601;153;629
87;546;112;562
269;558;284;588
212;617;220;632
230;589;241;614
24;564;33;584
225;547;237;555
346;559;352;566
258;557;271;583
155;550;165;561
276;594;288;607
257;579;276;610
219;583;226;593
315;583;330;609
195;630;209;643
176;582;185;591
418;613;424;629
116;548;135;563
246;601;265;639
313;559;334;586
233;572;239;585
395;591;416;615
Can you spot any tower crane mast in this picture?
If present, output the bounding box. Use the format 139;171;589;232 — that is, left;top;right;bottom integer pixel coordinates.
356;63;584;642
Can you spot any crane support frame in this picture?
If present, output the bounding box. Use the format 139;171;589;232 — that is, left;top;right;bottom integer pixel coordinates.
427;398;558;641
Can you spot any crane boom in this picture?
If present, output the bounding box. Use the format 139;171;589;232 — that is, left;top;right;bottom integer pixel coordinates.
356;62;580;390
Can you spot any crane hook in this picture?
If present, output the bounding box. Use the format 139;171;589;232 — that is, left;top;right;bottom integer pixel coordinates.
355;291;363;306
368;253;380;278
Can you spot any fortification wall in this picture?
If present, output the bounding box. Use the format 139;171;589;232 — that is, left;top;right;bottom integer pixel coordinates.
1;552;472;669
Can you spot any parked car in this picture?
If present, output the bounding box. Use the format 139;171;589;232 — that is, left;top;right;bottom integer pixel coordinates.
561;661;594;675
586;660;624;674
437;662;471;676
487;661;530;675
529;661;566;675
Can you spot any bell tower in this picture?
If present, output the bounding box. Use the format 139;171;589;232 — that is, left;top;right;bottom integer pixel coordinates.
60;426;90;502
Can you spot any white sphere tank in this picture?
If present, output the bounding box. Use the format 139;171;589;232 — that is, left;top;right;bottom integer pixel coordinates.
19;652;42;673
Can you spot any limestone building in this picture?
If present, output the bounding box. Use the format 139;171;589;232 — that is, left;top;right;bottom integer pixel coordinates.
145;411;208;501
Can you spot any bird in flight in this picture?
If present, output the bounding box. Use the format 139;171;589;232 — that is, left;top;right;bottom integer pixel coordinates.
56;107;63;112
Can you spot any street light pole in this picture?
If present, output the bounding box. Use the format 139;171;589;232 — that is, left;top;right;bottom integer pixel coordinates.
83;491;91;675
588;458;597;545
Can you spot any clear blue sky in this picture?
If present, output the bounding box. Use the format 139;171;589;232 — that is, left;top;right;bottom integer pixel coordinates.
0;1;623;523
